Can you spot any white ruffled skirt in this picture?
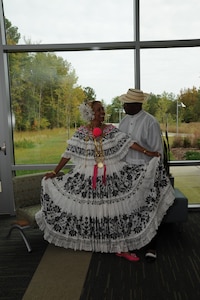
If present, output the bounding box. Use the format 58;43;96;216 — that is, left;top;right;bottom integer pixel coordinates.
35;157;175;252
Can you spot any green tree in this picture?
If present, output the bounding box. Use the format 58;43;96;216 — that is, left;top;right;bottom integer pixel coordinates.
143;93;159;116
9;52;32;130
30;53;72;129
6;18;96;132
144;92;176;125
5;18;20;44
106;97;123;123
83;87;96;101
179;87;199;122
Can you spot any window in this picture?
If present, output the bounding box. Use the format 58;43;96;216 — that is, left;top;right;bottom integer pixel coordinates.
3;0;133;44
1;0;200;206
140;0;200;40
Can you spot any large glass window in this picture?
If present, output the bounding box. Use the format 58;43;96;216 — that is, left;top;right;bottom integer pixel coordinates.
3;0;133;44
141;47;200;204
1;0;200;206
9;50;135;167
140;0;200;40
61;50;135;105
141;48;200;95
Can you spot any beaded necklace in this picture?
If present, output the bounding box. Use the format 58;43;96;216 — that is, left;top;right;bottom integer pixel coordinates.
84;126;106;189
93;135;104;168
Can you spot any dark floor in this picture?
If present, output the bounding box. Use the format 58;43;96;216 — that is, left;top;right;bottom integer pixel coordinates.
1;212;200;300
0;216;47;300
80;211;200;300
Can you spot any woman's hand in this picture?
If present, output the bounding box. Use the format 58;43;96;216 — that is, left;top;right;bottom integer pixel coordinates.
44;171;57;180
43;157;69;180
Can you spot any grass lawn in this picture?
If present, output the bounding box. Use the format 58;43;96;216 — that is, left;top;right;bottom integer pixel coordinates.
171;166;200;205
14;127;200;205
14;128;73;165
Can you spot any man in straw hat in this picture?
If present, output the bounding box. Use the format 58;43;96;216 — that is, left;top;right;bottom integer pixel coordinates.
119;88;163;164
119;88;164;262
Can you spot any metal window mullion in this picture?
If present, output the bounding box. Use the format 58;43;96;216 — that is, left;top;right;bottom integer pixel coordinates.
134;0;140;89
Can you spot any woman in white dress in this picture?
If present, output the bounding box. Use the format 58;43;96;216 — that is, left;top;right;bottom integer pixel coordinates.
35;100;175;261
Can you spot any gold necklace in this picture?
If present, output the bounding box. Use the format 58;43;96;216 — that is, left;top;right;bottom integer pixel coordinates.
93;136;104;168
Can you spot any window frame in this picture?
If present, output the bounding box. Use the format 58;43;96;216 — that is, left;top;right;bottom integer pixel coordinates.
0;0;199;211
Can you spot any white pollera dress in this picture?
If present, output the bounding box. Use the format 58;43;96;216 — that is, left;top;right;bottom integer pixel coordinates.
35;124;175;252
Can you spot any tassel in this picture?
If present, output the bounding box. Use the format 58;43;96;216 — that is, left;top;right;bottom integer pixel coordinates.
92;164;106;189
102;165;106;185
92;164;98;189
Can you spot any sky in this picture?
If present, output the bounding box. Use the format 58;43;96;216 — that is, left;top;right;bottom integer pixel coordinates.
2;0;200;104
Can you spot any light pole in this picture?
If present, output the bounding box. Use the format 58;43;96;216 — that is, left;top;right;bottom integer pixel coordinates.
114;107;123;124
118;108;123;123
176;99;179;135
106;114;111;123
176;100;186;135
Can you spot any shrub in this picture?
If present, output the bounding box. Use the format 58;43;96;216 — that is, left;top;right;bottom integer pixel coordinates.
194;138;200;149
184;151;200;160
171;136;183;148
183;137;191;148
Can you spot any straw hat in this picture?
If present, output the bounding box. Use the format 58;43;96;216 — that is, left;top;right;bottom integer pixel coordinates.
119;88;149;103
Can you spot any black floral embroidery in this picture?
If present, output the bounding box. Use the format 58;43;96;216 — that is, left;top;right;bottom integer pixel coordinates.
57;164;146;204
40;165;171;241
42;195;157;240
37;125;175;250
66;125;131;161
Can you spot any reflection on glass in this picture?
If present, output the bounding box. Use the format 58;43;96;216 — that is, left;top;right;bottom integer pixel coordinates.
9;50;135;165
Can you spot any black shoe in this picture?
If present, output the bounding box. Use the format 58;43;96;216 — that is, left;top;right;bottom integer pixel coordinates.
145;250;157;262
